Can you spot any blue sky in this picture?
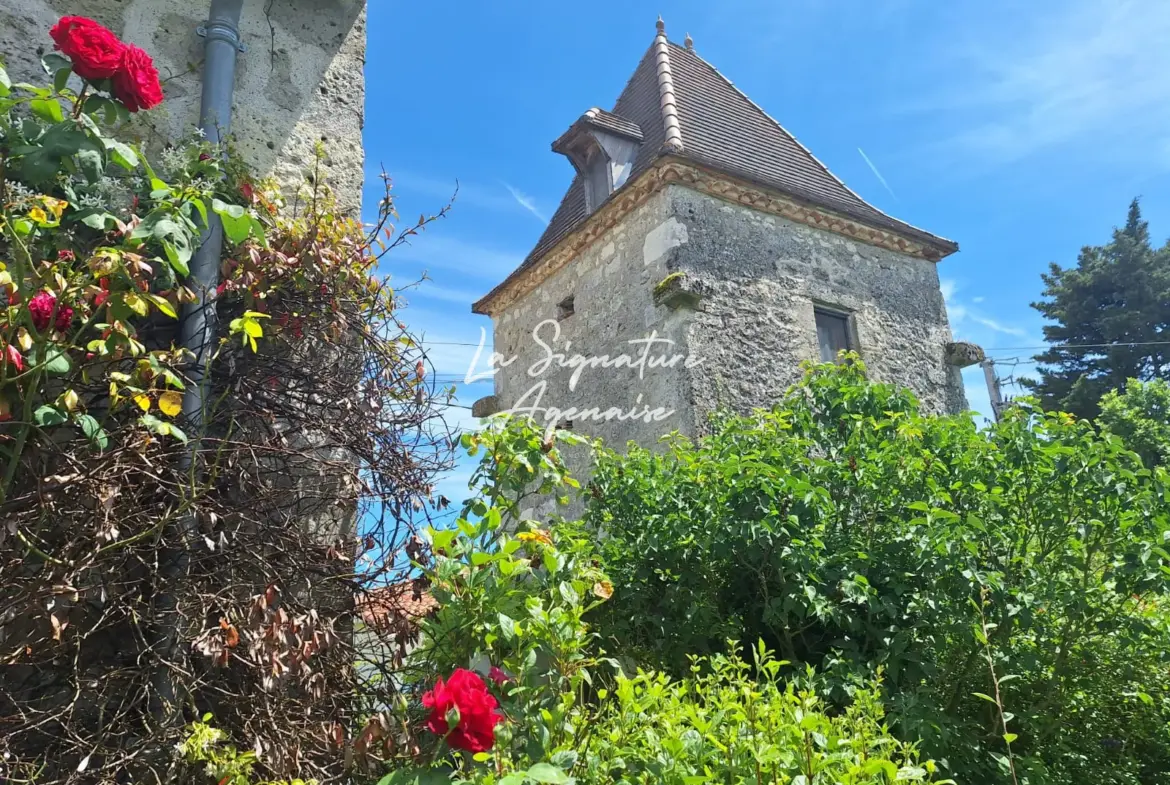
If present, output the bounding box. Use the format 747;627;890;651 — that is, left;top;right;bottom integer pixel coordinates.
361;0;1170;505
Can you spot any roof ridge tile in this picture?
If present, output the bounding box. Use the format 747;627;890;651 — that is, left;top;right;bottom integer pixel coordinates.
653;18;684;152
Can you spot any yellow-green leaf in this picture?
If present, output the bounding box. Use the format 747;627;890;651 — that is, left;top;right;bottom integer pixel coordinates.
124;291;149;317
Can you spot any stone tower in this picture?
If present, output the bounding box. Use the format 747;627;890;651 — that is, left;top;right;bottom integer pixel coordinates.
473;20;974;452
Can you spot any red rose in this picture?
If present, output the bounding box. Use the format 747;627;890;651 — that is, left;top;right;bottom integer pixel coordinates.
422;669;503;753
28;291;56;332
55;303;74;332
28;292;72;333
57;249;75;262
112;43;163;112
50;16;125;81
488;666;512;685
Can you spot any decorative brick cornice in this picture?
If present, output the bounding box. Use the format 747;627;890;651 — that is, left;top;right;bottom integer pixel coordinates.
473;158;950;317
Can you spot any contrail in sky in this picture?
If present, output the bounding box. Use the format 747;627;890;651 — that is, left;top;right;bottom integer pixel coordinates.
857;147;897;201
503;182;549;225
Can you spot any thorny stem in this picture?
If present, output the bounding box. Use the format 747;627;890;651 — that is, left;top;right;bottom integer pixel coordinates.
72;84;89;119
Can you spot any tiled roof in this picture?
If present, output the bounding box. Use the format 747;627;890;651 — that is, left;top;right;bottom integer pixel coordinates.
581;108;644;141
474;27;956;315
356;581;437;634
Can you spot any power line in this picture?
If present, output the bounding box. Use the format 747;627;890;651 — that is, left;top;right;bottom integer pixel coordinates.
985;340;1170;353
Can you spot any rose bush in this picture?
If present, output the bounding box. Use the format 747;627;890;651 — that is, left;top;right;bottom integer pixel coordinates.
423;669;504;753
363;417;944;785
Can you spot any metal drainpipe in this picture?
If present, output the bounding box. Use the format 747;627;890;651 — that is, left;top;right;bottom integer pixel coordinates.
152;0;244;721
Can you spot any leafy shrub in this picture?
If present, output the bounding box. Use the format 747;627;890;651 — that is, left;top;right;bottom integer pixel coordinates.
1100;378;1170;468
577;644;939;785
585;359;1170;784
375;416;944;785
176;718;315;785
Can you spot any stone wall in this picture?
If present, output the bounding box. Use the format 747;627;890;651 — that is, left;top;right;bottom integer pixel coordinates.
490;182;966;472
667;186;967;419
492;188;696;450
0;0;366;214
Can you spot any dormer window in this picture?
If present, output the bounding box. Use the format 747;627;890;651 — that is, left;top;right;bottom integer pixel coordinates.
552;108;643;214
582;145;610;215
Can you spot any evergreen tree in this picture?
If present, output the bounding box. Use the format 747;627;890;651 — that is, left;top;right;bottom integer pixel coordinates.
1024;198;1170;418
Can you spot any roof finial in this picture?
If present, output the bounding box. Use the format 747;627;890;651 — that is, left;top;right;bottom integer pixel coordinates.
684;32;694;50
656;15;665;34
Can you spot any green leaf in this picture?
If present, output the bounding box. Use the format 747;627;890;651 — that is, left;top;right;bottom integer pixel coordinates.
144;293;178;319
75;139;105;182
80;211;116;230
85;95;118;125
972;692;997;704
40;53;71;76
31;346;72;376
74;414;109;449
53;67;72;95
30;97;64;123
558;581;579;606
498;612;516;642
105;139;139;170
0;63;10;97
1003;732;1018;744
141;414;188;443
525;763;569;784
34;406;68;427
212;198;253;244
429;527;456;552
161;238;189;276
221;211;252;244
211;198;247;220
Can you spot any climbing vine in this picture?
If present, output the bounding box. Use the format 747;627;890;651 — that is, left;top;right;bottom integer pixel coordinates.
0;18;455;784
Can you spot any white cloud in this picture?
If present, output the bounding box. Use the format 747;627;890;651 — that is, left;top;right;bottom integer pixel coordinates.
935;0;1170;164
390;235;524;282
971;315;1026;338
941;278;1029;338
408;283;488;307
503;182;549;225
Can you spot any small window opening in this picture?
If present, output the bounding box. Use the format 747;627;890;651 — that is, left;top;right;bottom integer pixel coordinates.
815;309;852;363
557;295;575;321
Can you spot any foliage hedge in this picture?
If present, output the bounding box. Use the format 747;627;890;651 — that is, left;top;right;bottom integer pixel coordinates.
585;359;1170;785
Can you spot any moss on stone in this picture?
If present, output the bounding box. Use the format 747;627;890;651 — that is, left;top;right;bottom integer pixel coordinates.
653;271;685;296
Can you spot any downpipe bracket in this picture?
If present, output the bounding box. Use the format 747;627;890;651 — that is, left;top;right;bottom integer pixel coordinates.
197;23;247;52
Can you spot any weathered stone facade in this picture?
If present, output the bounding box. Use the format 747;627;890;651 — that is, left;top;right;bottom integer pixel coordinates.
487;179;965;460
0;0;366;212
491;187;691;450
671;186;966;418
